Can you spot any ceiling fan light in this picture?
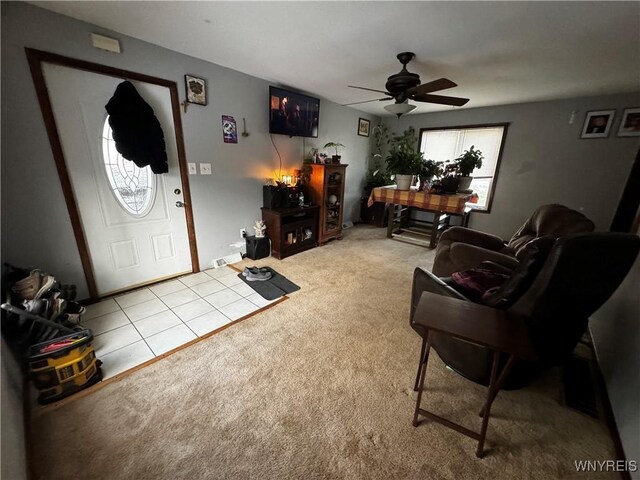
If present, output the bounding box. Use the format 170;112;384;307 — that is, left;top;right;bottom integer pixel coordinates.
384;101;416;117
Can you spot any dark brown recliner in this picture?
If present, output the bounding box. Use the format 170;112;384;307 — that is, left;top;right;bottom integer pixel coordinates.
411;233;640;389
432;204;595;277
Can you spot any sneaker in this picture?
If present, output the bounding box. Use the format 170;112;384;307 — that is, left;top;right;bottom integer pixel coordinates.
63;284;77;301
64;301;86;324
12;270;41;299
12;270;55;300
22;298;47;316
242;267;272;282
49;297;66;323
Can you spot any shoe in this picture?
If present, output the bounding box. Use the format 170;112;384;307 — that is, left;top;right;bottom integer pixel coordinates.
12;270;55;300
49;297;66;323
62;284;77;301
64;301;86;324
22;298;47;316
242;267;272;282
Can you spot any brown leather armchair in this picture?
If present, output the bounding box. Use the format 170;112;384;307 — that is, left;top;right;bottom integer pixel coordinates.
411;233;640;389
432;204;595;277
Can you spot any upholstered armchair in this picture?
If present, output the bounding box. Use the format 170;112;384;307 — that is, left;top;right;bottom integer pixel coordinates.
411;233;640;389
432;204;595;277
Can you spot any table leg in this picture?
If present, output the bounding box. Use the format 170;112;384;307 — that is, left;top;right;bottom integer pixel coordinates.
412;331;432;427
429;212;441;248
413;337;427;391
479;355;516;418
476;350;500;458
387;203;395;238
462;211;470;228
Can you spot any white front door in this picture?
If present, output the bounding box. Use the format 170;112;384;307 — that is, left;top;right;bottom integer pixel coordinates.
43;64;192;295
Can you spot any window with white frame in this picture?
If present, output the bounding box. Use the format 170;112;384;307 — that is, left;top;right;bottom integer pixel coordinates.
419;124;508;212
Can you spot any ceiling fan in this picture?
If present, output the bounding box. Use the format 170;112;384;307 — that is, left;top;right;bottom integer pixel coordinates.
345;52;469;116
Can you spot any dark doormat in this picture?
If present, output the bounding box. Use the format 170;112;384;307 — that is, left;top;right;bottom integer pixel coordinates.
237;267;300;301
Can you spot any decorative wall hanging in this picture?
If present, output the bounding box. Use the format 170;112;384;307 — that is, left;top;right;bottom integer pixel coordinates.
580;110;615;139
184;74;207;106
358;118;370;137
222;115;238;144
105;81;168;174
617;107;640;137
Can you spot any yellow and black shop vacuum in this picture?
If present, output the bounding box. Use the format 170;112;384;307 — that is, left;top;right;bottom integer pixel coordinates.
28;330;102;404
2;302;102;404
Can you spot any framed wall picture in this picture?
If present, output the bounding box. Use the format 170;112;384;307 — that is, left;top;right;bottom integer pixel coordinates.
358;117;370;137
617;107;640;137
580;110;615;139
184;74;207;106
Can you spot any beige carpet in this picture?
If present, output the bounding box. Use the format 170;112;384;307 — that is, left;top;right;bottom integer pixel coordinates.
31;226;616;479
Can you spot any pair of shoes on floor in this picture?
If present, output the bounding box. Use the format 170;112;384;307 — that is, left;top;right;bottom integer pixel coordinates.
242;267;272;282
12;269;55;301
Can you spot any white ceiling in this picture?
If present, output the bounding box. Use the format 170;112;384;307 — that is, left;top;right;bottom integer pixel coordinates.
31;1;640;116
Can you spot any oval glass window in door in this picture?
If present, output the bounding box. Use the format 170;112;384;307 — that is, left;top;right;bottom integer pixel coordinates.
101;116;156;216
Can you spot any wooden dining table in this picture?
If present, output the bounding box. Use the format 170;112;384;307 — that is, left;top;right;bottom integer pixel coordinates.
367;186;476;248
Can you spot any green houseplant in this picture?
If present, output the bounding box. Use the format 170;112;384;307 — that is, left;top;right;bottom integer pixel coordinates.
364;169;392;196
438;160;460;194
360;124;392;225
455;145;483;191
418;159;443;191
385;127;423;190
324;142;345;163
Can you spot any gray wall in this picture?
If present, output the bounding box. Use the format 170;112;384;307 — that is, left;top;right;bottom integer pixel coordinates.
386;93;639;238
1;337;28;480
591;232;640;478
1;2;378;299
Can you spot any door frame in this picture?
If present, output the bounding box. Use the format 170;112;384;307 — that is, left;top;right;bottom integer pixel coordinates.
25;48;199;300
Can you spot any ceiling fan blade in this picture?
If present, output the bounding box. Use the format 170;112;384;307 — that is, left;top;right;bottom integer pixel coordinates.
413;93;469;107
406;78;457;96
348;85;392;95
342;97;389;106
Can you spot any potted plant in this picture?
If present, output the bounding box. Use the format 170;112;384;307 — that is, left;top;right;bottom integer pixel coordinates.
439;160;460;194
385;127;423;190
324;142;345;164
418;159;443;191
361;124;391;225
455;145;483;191
364;169;392;197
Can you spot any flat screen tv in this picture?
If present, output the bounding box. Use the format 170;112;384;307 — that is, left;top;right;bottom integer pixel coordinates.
269;86;320;138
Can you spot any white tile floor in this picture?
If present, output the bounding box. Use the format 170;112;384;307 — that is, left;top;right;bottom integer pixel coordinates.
83;266;278;380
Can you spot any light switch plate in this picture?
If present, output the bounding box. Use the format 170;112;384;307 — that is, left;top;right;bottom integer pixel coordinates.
188;163;197;175
200;163;212;175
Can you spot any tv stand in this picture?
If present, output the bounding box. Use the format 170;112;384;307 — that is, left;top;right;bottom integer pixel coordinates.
261;206;319;259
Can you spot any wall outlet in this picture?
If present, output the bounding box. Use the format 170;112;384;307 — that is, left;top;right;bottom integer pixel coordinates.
240;228;247;238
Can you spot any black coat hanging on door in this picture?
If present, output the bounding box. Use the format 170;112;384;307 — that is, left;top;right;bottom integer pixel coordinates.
105;81;168;174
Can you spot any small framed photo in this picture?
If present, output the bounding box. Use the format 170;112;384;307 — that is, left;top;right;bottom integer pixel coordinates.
617;107;640;137
580;110;615;139
184;74;207;106
358;117;370;137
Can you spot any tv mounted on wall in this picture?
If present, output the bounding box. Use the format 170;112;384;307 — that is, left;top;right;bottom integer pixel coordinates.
269;86;320;138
